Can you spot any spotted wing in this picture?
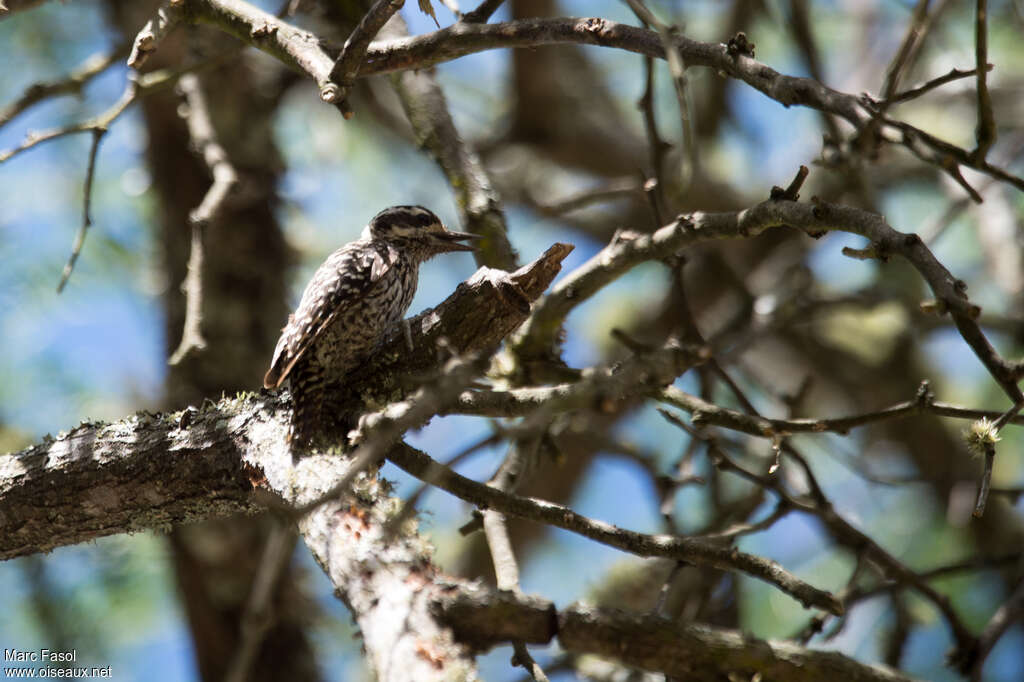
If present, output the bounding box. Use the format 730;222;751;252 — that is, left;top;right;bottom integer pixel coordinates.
263;242;395;389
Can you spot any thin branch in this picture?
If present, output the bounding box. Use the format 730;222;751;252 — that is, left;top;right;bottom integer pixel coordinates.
453;340;702;418
968;578;1024;679
636;52;668;219
887;65;990;105
844;552;1024;606
510;641;549;682
695;500;791;542
0;45;129;130
322;0;405;117
511;197;1023;406
482;480;550;680
879;0;934;102
533;178;641;216
970;401;1022;517
972;442;996;518
179;73;239;229
126;0;186;69
386;431;501;535
56;127;105;293
359;15;1021;195
167;73;239;365
0;79;132;165
624;0;698;187
972;0;996;160
460;0;504;23
660;412;978;658
786;0;843;142
387;442;844;615
168;223;208;365
657;385;1024;439
0;56;230;165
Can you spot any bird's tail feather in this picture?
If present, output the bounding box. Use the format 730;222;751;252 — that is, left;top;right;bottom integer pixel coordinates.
287;359;324;448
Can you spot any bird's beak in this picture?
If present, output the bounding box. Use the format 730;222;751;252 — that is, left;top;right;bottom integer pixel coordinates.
435;229;482;252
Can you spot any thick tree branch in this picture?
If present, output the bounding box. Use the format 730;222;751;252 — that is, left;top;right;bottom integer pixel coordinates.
558;606;917;682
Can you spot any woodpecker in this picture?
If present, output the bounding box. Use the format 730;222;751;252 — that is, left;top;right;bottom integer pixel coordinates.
264;205;478;446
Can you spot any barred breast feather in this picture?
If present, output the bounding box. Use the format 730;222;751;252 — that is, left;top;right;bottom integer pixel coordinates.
262;240;398;390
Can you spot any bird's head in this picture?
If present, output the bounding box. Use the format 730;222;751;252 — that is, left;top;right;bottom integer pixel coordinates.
364;205;479;257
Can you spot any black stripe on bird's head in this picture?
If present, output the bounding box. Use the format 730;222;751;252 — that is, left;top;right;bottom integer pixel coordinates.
366;205;480;254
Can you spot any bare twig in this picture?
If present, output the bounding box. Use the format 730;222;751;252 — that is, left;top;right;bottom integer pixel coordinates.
322;0;405;117
879;0;934;103
454;340;703;418
971;401;1024;517
658;385;1024;439
887;65;990;105
0;46;128;129
844;553;1024;606
56;127;105;293
127;0;186;69
168;223;208;365
178;74;239;228
511;197;1023;406
660;411;978;658
533;178;641;216
972;443;996;519
0;56;231;165
386;432;501;535
637;62;668;224
510;641;549;682
482;464;550;681
168;73;239;365
786;0;843;142
968;579;1024;680
694;500;791;542
0;80;133;165
624;0;698;188
387;442;844;615
972;0;996;160
460;0;505;23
